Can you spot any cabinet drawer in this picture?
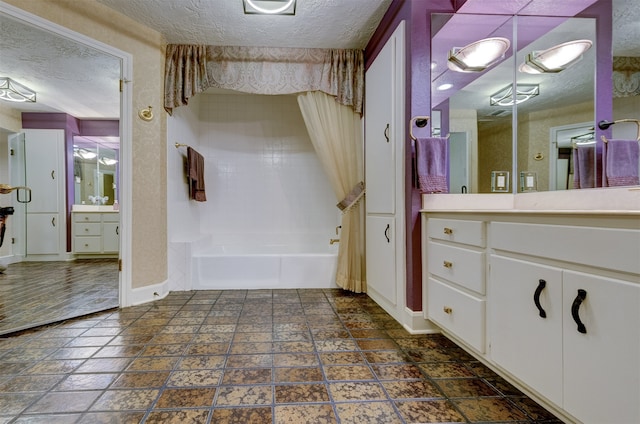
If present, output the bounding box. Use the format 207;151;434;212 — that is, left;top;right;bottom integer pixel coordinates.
428;218;485;247
492;222;640;274
73;213;100;223
102;212;119;222
427;277;485;353
74;223;101;236
74;236;101;253
428;241;485;294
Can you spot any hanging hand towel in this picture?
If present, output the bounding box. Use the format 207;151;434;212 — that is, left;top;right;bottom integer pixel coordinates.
187;146;207;201
416;137;448;193
572;147;581;189
575;143;597;189
604;139;640;187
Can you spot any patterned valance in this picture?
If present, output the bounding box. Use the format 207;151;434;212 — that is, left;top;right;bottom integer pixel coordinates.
164;45;364;115
613;56;640;97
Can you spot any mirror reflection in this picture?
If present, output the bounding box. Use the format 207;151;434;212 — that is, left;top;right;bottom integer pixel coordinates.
431;0;639;193
73;136;120;206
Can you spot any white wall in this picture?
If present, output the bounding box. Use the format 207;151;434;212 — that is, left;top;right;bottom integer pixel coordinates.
167;92;338;290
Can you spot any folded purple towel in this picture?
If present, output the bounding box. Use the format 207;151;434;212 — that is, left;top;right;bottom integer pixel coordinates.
416;137;448;194
604;139;640;187
575;143;596;189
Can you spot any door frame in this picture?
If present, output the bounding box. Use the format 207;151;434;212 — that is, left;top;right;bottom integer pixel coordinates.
2;2;133;307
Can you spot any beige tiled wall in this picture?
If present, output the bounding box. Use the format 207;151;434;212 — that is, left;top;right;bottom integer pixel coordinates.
6;0;168;289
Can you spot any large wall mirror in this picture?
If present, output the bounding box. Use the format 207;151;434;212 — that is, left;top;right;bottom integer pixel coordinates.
431;0;639;194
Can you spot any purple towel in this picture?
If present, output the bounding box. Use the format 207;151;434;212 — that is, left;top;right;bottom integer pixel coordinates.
604;139;640;187
416;137;448;194
575;143;597;189
572;147;581;189
187;147;207;201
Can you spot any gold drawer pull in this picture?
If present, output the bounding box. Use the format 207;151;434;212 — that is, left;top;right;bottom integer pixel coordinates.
443;261;453;268
443;306;453;314
443;227;453;235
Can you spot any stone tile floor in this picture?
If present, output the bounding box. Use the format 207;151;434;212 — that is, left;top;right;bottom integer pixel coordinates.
0;259;119;335
0;289;562;423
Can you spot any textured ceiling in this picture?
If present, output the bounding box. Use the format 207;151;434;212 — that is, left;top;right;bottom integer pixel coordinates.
95;0;393;49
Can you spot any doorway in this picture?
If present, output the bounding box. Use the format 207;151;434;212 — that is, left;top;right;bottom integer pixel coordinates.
549;122;594;190
0;2;133;334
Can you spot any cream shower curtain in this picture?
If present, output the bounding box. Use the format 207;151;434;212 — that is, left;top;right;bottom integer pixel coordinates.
297;91;366;293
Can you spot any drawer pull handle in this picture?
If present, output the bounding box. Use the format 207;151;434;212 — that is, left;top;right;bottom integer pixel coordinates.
443;227;453;235
443;261;453;268
533;279;547;318
443;306;453;314
384;224;390;243
384;123;390;143
571;289;587;334
84;228;89;232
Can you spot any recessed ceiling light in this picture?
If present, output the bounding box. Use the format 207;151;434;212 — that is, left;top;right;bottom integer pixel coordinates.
437;83;453;91
447;37;510;73
244;0;296;15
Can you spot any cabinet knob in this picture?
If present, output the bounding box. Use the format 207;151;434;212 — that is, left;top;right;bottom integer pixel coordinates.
443;306;453;314
443;227;453;235
443;261;453;268
84;228;89;232
84;243;89;247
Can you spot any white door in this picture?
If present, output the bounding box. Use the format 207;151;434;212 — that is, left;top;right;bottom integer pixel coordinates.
103;221;120;253
365;29;396;215
366;215;396;305
26;213;60;255
562;270;640;424
448;132;469;193
24;129;64;213
489;255;563;405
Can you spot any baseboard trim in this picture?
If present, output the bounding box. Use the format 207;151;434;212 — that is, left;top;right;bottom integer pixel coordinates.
402;307;440;334
129;279;169;306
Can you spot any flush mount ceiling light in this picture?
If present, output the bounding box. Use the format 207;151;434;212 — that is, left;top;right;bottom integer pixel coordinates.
0;77;36;103
243;0;296;15
490;84;540;106
519;39;593;74
447;37;510;73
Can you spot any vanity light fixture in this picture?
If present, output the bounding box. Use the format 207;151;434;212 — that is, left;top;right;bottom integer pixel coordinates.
74;147;97;160
0;77;36;103
519;39;593;74
490;84;539;106
99;157;118;166
447;37;510;73
243;0;295;15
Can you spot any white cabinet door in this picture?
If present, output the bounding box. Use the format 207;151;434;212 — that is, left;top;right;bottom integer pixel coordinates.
103;222;120;253
490;255;563;405
24;129;64;213
366;215;396;305
26;213;60;255
562;271;640;424
365;24;399;215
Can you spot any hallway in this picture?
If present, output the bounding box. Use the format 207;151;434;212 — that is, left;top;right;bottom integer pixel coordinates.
0;259;119;335
0;289;561;423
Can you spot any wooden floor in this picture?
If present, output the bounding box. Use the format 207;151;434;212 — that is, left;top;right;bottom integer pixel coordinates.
0;259;119;335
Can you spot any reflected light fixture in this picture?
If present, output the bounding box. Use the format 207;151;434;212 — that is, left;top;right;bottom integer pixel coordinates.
520;39;593;74
490;84;539;106
243;0;296;15
99;157;118;166
0;77;36;103
448;37;510;73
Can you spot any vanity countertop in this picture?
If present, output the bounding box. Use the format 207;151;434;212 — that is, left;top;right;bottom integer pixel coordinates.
72;205;120;213
421;187;640;215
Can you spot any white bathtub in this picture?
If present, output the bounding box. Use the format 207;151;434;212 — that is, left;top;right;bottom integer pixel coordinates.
191;242;339;290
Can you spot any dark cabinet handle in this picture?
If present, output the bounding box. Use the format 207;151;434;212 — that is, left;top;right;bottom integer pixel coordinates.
384;224;390;243
571;289;587;334
533;279;547;318
116;226;119;236
384;124;390;142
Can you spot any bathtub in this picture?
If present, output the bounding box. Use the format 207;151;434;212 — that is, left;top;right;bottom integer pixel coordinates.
191;242;338;290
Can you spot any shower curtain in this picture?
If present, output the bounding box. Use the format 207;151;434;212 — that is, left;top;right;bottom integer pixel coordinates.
164;45;367;292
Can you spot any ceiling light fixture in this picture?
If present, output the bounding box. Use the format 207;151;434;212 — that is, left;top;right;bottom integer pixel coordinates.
0;77;36;103
490;84;540;106
243;0;296;15
447;37;510;73
520;39;593;74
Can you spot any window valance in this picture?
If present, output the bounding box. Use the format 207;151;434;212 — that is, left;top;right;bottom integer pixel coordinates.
164;45;364;114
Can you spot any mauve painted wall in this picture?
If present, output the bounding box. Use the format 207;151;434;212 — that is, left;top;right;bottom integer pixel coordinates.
21;113;119;251
365;0;611;312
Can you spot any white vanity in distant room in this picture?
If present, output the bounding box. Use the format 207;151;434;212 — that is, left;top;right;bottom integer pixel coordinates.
72;205;119;257
421;188;640;424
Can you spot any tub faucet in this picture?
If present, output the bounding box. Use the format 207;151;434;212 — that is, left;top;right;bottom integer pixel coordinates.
330;238;340;245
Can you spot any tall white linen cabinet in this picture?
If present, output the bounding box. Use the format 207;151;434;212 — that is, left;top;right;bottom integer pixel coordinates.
365;21;406;323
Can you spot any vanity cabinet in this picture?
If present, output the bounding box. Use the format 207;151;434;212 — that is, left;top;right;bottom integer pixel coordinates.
425;218;486;353
422;212;640;424
72;211;119;256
